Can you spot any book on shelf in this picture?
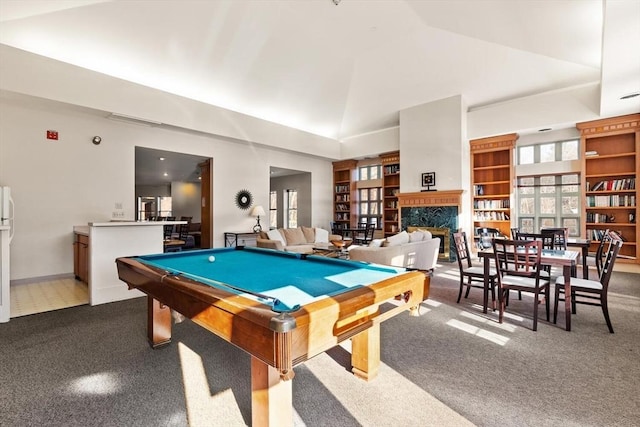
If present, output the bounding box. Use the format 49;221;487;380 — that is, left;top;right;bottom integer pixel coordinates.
589;178;636;192
586;194;635;207
585;151;599;157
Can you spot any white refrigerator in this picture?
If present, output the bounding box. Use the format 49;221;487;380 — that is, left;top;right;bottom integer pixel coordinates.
0;186;14;322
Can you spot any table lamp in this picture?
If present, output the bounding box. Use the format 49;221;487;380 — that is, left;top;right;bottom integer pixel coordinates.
251;205;266;232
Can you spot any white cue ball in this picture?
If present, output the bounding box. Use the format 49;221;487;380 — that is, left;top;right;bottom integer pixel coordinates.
208;255;215;262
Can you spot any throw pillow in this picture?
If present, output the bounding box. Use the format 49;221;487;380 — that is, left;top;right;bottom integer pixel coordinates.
410;228;433;239
267;229;286;245
301;226;316;243
409;231;425;242
384;230;409;247
282;227;307;246
315;228;329;243
369;238;385;247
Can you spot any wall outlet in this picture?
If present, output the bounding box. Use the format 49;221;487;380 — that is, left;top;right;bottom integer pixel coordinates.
111;210;125;219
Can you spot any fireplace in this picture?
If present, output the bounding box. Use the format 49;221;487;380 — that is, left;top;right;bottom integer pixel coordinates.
397;190;463;262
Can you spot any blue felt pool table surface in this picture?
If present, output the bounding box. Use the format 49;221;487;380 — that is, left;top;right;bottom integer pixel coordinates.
135;246;406;311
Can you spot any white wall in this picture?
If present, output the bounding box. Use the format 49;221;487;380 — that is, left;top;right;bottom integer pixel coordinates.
340;127;399;159
0;44;342;160
171;182;201;222
467;84;600;140
0;97;334;280
399;95;466;193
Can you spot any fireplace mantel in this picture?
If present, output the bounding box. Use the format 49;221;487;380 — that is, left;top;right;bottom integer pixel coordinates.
397;190;463;209
397;190;463;261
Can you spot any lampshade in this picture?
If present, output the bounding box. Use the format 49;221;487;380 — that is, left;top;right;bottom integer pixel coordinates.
251;205;266;217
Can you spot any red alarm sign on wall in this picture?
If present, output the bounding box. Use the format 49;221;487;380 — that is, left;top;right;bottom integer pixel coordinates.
46;130;58;140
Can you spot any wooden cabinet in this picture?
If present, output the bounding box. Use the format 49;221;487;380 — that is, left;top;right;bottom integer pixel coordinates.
578;114;640;264
73;233;89;283
381;151;400;236
470;134;517;238
332;160;357;232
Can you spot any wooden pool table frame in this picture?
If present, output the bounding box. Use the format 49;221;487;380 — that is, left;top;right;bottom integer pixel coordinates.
117;252;429;427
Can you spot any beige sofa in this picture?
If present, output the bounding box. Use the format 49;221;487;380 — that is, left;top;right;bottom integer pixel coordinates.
349;229;440;273
257;226;342;254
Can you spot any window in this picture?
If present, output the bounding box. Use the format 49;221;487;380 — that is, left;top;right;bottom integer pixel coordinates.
285;189;297;228
269;191;277;229
358;188;381;227
517;174;580;236
519;146;534;164
359;165;380;181
137;196;172;220
516;138;581;235
357;163;382;227
518;139;579;164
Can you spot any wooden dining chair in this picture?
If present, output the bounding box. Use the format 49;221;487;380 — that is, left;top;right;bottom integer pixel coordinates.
492;239;551;331
453;231;498;313
553;237;622;333
540;228;568;250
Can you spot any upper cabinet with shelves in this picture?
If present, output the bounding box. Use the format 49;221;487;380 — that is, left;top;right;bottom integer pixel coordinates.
578;114;640;263
470;133;517;238
381;151;400;236
332;159;357;232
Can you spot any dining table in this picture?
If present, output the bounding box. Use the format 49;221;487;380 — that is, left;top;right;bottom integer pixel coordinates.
478;248;579;331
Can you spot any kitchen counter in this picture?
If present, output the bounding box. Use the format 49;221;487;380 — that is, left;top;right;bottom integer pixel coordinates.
88;220;185;227
77;221;186;305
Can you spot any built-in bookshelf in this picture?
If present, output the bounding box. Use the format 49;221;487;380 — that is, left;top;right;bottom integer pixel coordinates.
578;113;640;263
381;151;400;236
470;134;517;239
332;159;357;232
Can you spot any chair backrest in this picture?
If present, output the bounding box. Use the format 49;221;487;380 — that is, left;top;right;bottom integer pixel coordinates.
593;228;611;276
178;221;190;241
163;224;174;239
541;228;568;250
453;231;473;269
476;227;501;249
510;227;520;239
329;221;338;234
515;231;542;241
599;237;622;288
363;223;375;244
493;239;543;279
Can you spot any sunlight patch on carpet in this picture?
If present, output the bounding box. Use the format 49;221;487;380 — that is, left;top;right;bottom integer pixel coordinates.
66;372;122;395
446;318;510;346
459;310;518;332
178;342;245;426
304;351;475;426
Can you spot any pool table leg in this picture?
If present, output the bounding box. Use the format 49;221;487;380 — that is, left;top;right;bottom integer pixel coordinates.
251;356;293;427
147;296;172;348
351;323;380;381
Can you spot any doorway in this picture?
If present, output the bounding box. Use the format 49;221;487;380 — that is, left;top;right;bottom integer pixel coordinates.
135;147;212;247
269;167;311;229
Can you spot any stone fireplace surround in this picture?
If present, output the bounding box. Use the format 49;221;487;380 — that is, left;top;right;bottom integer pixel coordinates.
397;190;463;261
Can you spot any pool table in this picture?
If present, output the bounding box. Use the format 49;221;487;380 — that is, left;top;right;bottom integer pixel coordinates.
116;246;429;427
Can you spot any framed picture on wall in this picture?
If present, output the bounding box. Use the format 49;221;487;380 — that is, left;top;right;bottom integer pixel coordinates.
422;172;436;189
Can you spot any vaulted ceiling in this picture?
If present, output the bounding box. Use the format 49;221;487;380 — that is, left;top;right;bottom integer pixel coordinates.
1;0;639;141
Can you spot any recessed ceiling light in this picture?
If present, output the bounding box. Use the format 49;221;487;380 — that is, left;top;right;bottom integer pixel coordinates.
620;92;640;100
538;128;552;132
163;172;168;177
159;157;165;161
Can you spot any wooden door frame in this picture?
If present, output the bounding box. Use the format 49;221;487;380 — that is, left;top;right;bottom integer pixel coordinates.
198;159;213;248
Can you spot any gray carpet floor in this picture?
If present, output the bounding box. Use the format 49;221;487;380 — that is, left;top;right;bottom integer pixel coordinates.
1;263;638;426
